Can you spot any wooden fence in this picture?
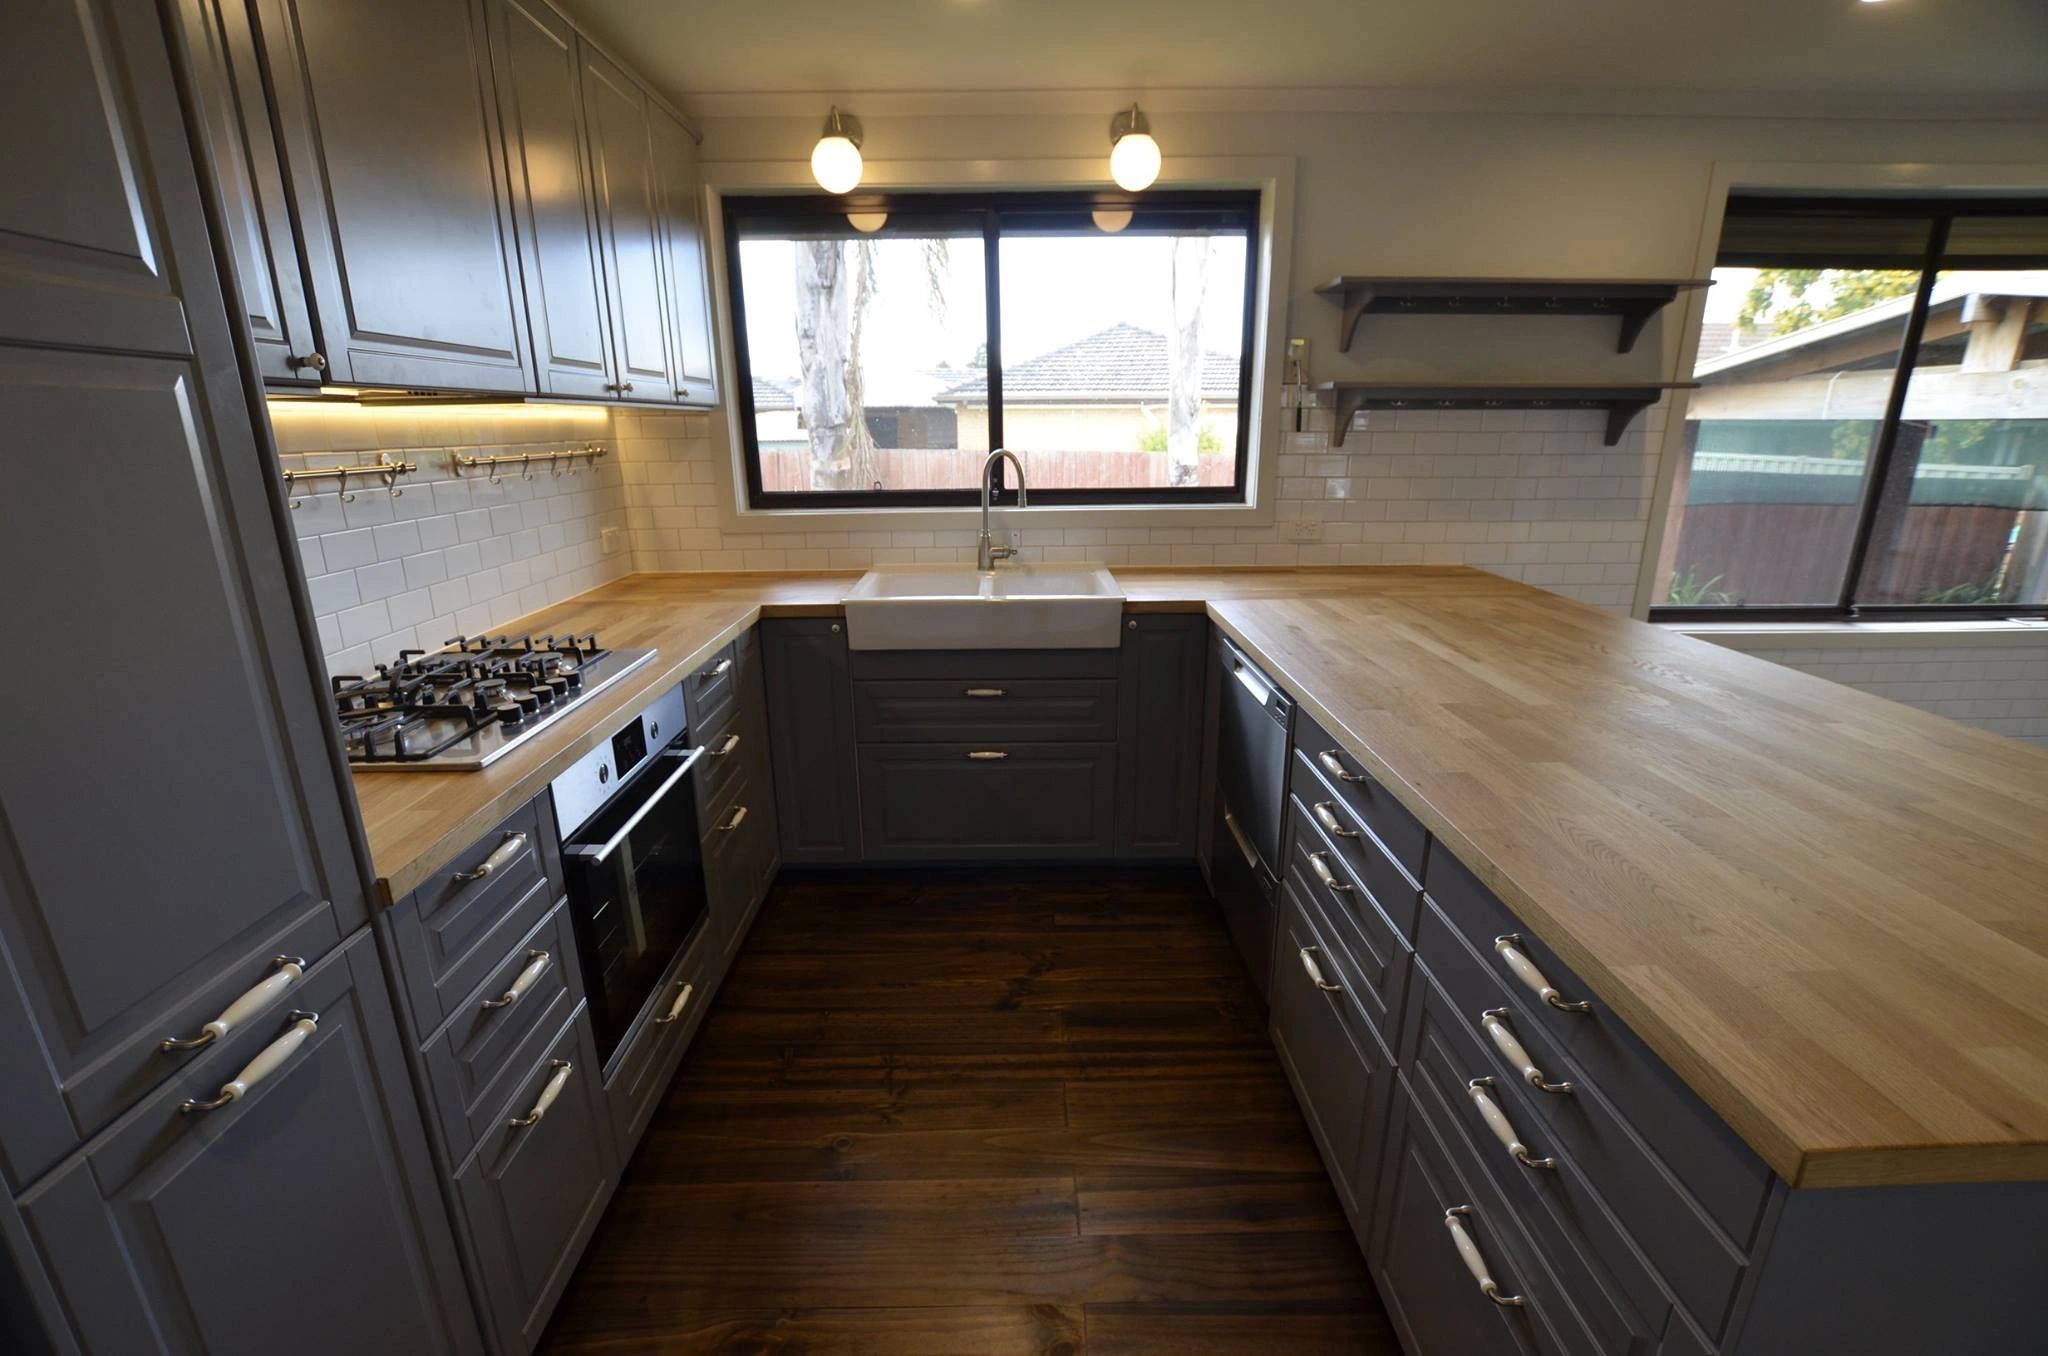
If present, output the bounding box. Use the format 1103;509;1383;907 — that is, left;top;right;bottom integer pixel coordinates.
758;447;1237;494
1671;504;2023;603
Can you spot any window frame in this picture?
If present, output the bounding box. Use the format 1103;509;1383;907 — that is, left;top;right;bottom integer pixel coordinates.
1651;194;2048;624
721;188;1262;511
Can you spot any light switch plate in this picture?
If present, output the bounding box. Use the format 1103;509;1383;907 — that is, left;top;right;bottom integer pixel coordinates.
1282;520;1325;543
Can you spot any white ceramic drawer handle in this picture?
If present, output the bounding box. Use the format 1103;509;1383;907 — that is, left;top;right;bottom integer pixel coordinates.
653;981;696;1025
1298;945;1342;992
1494;934;1591;1013
967;750;1009;760
1317;749;1365;784
161;954;305;1052
1481;1008;1573;1094
703;657;733;679
509;1060;573;1128
1312;802;1360;839
1309;851;1353;894
1444;1206;1525;1307
455;831;526;882
480;950;551;1010
963;687;1005;698
710;733;741;757
180;1011;319;1113
720;805;749;832
1467;1077;1557;1169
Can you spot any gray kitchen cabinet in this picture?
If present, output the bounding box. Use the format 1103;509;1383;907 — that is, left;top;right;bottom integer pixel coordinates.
649;101;719;406
0;0;368;1193
454;1005;616;1354
170;0;326;384
487;0;617;400
580;42;674;403
1116;613;1208;857
857;743;1119;860
252;0;536;392
14;933;482;1356
763;620;864;864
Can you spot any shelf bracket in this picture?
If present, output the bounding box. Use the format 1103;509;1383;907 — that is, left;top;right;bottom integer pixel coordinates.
1329;386;1371;447
1613;300;1661;355
1335;283;1376;354
1603;397;1655;446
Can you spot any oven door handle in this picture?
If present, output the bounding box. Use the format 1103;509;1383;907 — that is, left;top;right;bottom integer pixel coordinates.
563;744;705;864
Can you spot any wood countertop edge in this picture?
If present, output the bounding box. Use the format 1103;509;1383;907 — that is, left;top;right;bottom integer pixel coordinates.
349;568;2048;1188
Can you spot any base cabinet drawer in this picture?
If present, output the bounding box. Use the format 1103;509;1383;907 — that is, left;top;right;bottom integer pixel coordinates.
852;678;1119;742
16;931;481;1356
1271;882;1390;1218
1371;1076;1604;1356
455;1005;616;1355
605;921;714;1161
857;743;1116;859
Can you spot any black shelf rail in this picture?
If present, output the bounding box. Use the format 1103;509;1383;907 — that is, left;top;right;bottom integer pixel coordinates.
1314;276;1712;354
1312;381;1698;448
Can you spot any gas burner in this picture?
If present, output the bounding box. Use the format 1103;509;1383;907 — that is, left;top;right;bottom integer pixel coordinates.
338;633;655;771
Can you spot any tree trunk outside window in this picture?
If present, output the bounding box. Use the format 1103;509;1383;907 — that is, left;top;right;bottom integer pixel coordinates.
1167;236;1211;488
793;240;879;491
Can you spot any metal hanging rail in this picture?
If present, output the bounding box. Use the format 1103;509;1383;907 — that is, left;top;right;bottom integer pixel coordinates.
281;452;418;507
454;442;608;481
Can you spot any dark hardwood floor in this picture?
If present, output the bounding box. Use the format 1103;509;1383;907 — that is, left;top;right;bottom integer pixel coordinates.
537;867;1395;1355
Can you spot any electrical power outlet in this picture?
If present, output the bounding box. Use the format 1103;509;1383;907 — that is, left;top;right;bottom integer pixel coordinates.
1282;520;1325;543
601;526;623;555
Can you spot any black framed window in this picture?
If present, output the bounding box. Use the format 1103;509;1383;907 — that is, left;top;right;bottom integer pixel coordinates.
722;189;1259;508
1653;196;2048;621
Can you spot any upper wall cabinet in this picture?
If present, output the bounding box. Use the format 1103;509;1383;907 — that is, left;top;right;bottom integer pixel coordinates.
650;102;719;407
172;0;326;383
251;0;537;392
579;44;676;404
488;0;617;400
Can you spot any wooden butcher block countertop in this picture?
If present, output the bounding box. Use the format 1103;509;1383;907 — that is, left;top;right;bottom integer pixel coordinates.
349;567;2048;1189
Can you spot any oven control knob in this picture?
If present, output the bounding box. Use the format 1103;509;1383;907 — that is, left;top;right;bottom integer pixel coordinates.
493;701;523;726
598;763;609;784
649;721;659;740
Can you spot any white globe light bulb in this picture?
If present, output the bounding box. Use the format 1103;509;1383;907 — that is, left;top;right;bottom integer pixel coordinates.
1109;131;1161;192
811;134;864;194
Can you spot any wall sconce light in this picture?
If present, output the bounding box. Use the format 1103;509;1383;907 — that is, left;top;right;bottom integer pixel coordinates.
1108;103;1160;192
811;106;864;194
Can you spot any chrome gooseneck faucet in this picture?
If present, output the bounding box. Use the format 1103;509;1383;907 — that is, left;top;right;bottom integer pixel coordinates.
977;447;1027;571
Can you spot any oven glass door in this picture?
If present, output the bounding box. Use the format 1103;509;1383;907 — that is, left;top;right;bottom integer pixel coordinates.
561;738;709;1068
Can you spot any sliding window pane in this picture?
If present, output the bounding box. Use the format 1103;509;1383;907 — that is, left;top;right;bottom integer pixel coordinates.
1657;264;1919;606
734;220;987;494
1854;246;2048;606
987;219;1249;494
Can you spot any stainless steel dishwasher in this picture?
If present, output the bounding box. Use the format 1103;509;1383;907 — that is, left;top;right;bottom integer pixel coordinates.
1211;633;1293;996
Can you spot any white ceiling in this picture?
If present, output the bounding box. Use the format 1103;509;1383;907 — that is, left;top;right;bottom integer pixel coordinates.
560;0;2048;113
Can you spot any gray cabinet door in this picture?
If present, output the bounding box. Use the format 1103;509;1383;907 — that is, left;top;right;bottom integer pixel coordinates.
762;620;863;864
1116;613;1208;857
170;0;325;385
0;0;367;1190
649;101;718;406
0;0;203;354
487;0;616;400
579;43;673;403
857;743;1119;860
15;933;482;1356
252;0;536;392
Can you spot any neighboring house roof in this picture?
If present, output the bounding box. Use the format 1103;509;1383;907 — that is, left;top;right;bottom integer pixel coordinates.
752;375;796;411
935;323;1241;405
1696;271;2048;382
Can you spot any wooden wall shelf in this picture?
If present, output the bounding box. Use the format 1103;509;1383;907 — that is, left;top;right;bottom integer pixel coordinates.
1312;381;1698;447
1314;277;1712;354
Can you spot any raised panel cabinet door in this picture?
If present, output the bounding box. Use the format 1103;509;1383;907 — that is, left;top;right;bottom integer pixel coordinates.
579;43;673;402
15;933;482;1356
761;620;863;864
171;0;325;383
648;102;718;405
252;0;535;391
487;0;616;399
0;0;198;353
1116;613;1207;857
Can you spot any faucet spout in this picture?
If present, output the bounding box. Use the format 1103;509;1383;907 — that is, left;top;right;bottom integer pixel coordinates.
978;448;1027;571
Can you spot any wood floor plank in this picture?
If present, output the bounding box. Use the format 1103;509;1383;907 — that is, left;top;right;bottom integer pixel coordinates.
535;867;1384;1354
1084;1303;1399;1355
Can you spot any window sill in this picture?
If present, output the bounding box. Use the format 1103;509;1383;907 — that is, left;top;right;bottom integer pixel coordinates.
1670;618;2048;650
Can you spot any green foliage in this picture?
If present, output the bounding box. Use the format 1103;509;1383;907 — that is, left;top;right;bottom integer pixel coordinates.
1135;417;1223;455
1737;268;1918;335
1918;577;2012;606
1665;567;1732;606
